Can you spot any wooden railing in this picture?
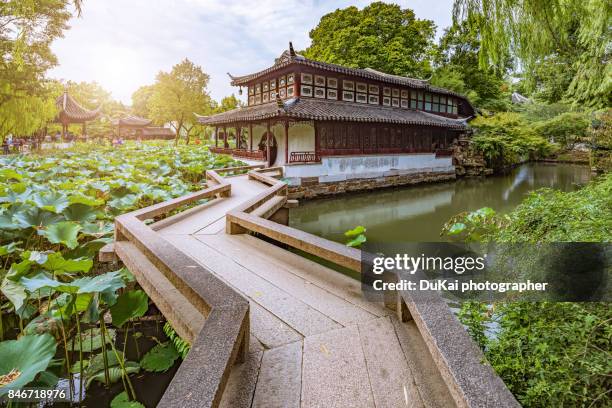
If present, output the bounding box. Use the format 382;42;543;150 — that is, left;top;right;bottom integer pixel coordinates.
209;146;266;161
289;151;318;163
112;169;249;408
233;149;266;161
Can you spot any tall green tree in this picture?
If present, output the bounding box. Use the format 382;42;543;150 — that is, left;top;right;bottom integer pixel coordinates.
213;94;241;113
303;2;436;78
453;0;611;108
131;85;155;118
148;59;212;145
432;17;510;111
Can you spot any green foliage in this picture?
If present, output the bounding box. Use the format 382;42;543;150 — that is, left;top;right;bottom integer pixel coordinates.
110;290;149;328
213;94;241;113
445;174;611;243
147;59;213;144
303;2;435;78
0;334;56;396
469;113;556;167
111;391;145;408
344;226;367;248
163;321;190;359
443;207;501;242
534;112;591;147
460;302;611;407
448;174;611;407
454;0;612;108
589;109;612;172
140;342;180;372
81;348;140;396
432;17;510;111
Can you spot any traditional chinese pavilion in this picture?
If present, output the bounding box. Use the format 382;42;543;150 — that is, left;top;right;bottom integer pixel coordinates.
197;43;474;185
55;91;101;139
112;115;175;140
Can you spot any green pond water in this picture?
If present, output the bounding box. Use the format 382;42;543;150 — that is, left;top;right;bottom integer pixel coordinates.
289;163;592;244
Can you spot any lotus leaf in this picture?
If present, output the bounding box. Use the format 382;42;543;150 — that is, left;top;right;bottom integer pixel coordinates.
38;221;82;248
63;203;99;223
42;252;93;274
110;290;149;327
0;168;23;181
344;225;367;237
346;234;367;247
20;270;125;295
68;193;104;207
13;206;64;229
31;192;70;214
111;391;145;408
86;362;139;388
0;241;21;256
0;334;56;396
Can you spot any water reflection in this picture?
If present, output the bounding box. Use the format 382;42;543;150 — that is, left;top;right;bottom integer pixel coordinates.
290;163;592;243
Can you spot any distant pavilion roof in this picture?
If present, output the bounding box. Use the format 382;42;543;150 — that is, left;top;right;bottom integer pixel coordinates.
196;97;468;129
142;127;174;138
112;115;152;127
55;91;101;124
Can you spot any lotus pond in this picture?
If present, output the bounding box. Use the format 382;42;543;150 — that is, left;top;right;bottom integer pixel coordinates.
0;142;244;407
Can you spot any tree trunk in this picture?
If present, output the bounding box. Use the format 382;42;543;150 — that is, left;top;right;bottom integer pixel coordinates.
174;121;182;146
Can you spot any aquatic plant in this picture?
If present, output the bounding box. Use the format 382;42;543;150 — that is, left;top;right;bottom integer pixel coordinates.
0;141;244;404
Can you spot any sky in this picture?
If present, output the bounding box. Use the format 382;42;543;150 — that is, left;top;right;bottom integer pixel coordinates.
49;0;455;105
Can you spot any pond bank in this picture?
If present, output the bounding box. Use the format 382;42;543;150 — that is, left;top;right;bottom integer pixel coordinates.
289;162;592;243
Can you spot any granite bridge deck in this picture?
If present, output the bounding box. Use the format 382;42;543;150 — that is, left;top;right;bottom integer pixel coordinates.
158;174;453;407
107;166;519;408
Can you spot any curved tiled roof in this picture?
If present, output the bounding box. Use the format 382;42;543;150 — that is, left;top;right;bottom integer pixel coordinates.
55;92;101;123
228;50;470;101
112;115;152;127
196;98;468;129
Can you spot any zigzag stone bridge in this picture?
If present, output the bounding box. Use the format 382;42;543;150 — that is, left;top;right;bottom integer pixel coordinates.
101;165;519;408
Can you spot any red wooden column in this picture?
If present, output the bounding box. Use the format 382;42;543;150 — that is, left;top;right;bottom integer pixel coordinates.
266;121;271;166
223;126;228;148
236;126;241;149
284;120;289;164
249;124;253;151
214;127;218;147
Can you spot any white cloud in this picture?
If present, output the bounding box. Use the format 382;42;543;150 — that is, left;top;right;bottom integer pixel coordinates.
50;0;453;105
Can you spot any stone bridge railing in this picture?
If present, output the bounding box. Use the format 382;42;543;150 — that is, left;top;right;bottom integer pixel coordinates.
110;165;263;408
107;163;518;408
226;166;520;408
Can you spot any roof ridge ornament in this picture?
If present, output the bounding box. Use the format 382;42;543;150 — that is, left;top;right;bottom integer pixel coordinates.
227;72;236;80
289;42;296;57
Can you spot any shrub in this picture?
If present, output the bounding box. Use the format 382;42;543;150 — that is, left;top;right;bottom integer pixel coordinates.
534;112;591;148
446;175;612;407
469;113;556;168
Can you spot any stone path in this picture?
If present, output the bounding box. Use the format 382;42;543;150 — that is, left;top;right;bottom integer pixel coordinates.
155;174;455;408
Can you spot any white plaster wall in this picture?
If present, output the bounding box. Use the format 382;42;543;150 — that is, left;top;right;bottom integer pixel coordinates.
288;122;315;153
284;153;454;183
250;123;315;166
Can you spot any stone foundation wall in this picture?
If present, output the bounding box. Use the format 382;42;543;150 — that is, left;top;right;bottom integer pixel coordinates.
288;170;456;199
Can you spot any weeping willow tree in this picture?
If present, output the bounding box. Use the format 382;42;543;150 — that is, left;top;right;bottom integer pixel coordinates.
453;0;611;108
0;0;83;138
